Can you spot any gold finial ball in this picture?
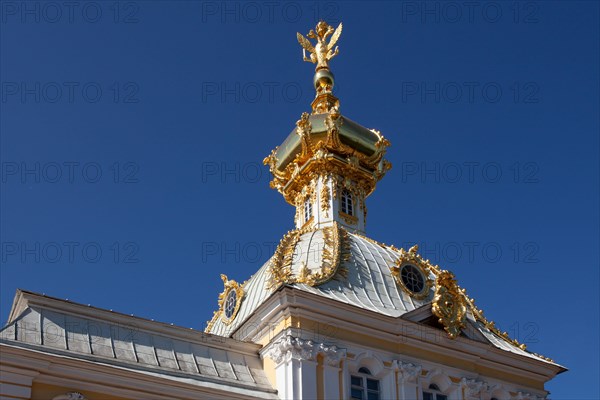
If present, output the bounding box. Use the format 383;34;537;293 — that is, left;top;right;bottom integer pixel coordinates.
313;69;335;92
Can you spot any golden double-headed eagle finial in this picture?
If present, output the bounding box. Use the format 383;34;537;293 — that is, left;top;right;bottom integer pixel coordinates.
297;21;343;71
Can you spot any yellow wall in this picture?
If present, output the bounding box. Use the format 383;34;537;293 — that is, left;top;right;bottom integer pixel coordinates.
262;356;278;389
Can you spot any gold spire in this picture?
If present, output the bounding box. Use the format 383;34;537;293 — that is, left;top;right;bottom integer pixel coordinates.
297;21;343;114
263;22;391;233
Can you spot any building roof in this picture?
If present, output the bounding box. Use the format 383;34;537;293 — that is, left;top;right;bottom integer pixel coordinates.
206;225;563;370
0;290;278;399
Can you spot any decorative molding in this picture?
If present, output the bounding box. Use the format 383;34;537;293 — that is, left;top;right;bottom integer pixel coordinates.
320;177;331;218
263;104;391;207
338;211;358;225
52;393;87;400
300;216;315;230
218;275;245;325
331;175;340;200
515;392;546;400
395;361;421;383
205;275;245;331
432;270;467;339
460;378;487;397
485;384;514;400
391;245;433;300
422;368;455;393
267;222;350;289
264;334;346;366
298;222;350;286
317;342;346;366
296;112;314;162
266;229;303;290
265;335;315;364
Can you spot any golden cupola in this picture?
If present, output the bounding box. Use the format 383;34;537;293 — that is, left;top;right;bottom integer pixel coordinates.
264;21;392;234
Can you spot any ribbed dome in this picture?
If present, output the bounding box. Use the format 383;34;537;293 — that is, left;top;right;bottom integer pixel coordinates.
206;227;433;338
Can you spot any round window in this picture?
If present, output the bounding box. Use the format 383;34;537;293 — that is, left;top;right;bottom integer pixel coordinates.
223;289;237;319
400;264;425;294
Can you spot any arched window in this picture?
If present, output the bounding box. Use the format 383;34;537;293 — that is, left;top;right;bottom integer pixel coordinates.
350;367;380;400
304;198;312;222
341;189;353;216
422;384;447;400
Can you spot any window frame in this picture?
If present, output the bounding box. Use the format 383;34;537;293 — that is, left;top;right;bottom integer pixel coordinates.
350;367;380;400
340;189;354;216
304;198;313;222
422;383;448;400
223;290;237;319
400;264;426;294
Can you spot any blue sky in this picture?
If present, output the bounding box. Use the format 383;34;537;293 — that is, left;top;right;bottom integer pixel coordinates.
1;1;598;398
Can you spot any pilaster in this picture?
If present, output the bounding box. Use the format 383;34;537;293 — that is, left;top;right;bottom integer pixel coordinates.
396;361;421;400
262;334;346;400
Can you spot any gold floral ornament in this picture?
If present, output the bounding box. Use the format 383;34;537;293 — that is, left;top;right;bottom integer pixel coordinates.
295;112;314;164
267;222;350;290
391;245;433;300
370;237;547;359
320;177;331;217
432;270;467;339
217;274;245;325
297;222;350;286
297;21;343;71
266;229;302;290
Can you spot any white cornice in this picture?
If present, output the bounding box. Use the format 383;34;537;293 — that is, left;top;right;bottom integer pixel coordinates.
235;287;563;381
